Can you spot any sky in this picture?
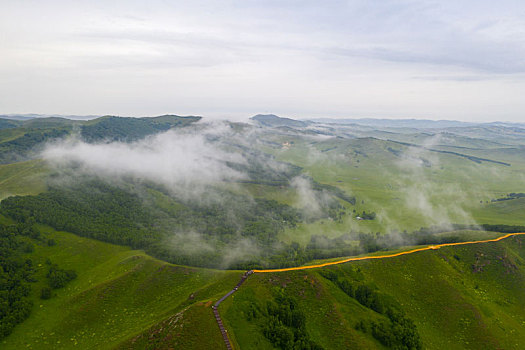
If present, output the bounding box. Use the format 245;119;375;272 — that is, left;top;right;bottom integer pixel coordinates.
1;0;524;122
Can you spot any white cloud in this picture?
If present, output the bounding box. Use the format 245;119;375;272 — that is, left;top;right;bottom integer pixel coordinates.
43;122;246;190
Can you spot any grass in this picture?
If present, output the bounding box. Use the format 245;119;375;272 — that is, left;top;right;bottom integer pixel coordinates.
1;223;240;350
221;236;525;349
115;302;225;350
0;159;48;199
5;225;524;349
258;135;525;244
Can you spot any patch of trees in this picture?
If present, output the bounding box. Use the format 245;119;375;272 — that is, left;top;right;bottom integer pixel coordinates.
230;156;356;207
387;147;402;157
412;224;525;244
357;211;376;220
1;181;158;249
491;193;525;202
321;270;422;349
0;223;35;339
478;224;525;234
387;140;511;166
305;234;361;260
312;182;356;205
247;288;324;350
226;150;303;187
352;225;525;252
46;263;77;289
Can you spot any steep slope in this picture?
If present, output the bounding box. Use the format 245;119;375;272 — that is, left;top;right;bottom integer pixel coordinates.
0;159;48;200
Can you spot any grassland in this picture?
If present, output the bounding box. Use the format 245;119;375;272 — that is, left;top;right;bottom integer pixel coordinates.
256;134;525;244
221;235;525;349
1;221;240;350
4;226;524;349
0;159;48;200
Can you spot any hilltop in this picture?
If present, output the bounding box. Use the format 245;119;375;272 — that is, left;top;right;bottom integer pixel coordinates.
251;114;309;128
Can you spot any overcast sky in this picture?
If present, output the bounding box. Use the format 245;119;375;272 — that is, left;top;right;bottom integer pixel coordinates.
1;0;524;122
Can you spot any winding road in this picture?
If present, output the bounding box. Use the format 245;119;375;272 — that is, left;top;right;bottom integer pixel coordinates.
212;232;525;349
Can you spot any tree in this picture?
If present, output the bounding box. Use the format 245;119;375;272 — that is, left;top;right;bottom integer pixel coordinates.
40;287;52;299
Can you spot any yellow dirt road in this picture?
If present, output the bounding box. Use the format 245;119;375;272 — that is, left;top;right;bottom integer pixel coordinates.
253;232;525;273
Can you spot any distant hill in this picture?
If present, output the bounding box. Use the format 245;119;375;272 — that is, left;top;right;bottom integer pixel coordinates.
23;117;77;129
80;115;201;143
251;114;308;128
0;114;201;164
309;118;479;129
0;114;100;121
0;118;22;129
309;118;525;130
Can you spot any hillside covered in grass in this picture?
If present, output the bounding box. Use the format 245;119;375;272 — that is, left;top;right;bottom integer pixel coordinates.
0;219;240;349
221;235;525;349
4;217;523;350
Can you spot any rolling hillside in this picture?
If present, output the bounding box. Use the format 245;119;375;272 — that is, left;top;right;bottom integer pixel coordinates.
221;235;525;349
1;221;239;349
5;223;520;349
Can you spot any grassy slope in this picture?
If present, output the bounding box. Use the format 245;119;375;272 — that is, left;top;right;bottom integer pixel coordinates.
0;159;48;200
1;223;239;350
115;302;225;350
4;226;524;350
260;135;525;242
222;236;525;349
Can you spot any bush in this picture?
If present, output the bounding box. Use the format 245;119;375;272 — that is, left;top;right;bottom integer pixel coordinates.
40;287;52;299
47;265;77;289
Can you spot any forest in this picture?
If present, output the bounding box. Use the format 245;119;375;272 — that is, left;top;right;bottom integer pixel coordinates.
0;222;36;338
0;179;304;268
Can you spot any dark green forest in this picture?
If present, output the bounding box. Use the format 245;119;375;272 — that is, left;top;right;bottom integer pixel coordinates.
80;115;200;143
0;222;36;338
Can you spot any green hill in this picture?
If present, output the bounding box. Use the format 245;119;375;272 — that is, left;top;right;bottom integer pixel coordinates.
80;115;201;143
2;211;525;349
0;115;201;165
251;114;308;128
0;159;48;200
1;222;239;349
220;236;525;349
